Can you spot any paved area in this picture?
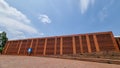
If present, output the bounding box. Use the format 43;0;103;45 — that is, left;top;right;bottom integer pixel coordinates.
0;55;120;68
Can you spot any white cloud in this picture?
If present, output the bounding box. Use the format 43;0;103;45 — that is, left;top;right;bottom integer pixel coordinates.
79;0;95;14
0;31;3;33
0;0;30;24
38;14;51;24
98;0;114;22
0;0;43;40
98;7;108;21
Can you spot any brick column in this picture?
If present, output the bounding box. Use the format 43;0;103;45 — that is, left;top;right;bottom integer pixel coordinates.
93;35;100;52
116;38;120;50
28;39;33;55
116;38;120;47
79;36;83;53
16;41;20;54
110;33;119;52
4;41;10;54
43;38;47;55
72;36;76;54
6;41;13;54
60;37;63;55
24;40;28;55
17;41;23;54
16;41;20;48
30;39;33;48
86;35;92;53
54;37;57;55
34;39;39;55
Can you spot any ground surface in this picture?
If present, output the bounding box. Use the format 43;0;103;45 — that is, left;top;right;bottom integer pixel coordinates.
0;55;120;68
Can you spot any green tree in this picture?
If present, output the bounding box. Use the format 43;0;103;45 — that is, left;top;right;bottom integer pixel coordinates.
0;31;8;54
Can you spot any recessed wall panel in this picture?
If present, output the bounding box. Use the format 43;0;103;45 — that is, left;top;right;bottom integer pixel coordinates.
63;37;73;54
75;36;80;53
89;35;96;52
46;38;55;55
81;36;88;53
96;34;115;51
56;38;60;55
36;39;45;55
19;40;28;55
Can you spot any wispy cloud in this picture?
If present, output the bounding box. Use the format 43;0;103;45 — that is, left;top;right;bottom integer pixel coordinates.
79;0;95;14
0;0;43;40
38;14;51;24
98;0;114;22
98;7;108;21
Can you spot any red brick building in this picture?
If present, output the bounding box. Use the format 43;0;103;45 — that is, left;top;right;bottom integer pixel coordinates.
115;37;120;50
2;31;120;56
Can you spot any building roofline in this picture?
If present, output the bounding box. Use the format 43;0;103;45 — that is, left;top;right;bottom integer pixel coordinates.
8;31;113;41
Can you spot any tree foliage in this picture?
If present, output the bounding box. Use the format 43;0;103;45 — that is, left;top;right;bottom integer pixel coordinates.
0;31;8;52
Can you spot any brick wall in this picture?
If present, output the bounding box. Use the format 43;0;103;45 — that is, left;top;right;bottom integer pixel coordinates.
115;37;120;51
2;31;119;56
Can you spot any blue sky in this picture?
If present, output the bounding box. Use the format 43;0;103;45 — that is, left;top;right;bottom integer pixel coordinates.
0;0;120;40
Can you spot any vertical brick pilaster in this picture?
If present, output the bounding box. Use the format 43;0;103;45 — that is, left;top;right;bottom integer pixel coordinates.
93;35;100;52
110;33;119;52
30;39;33;48
116;39;120;48
17;41;23;54
16;41;20;49
4;41;10;54
86;35;92;53
29;39;34;55
43;38;47;55
54;37;57;55
34;39;39;55
72;36;76;54
79;36;83;53
24;40;28;55
60;37;63;55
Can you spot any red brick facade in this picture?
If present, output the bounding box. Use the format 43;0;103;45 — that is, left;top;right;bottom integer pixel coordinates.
2;31;120;56
115;37;120;51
